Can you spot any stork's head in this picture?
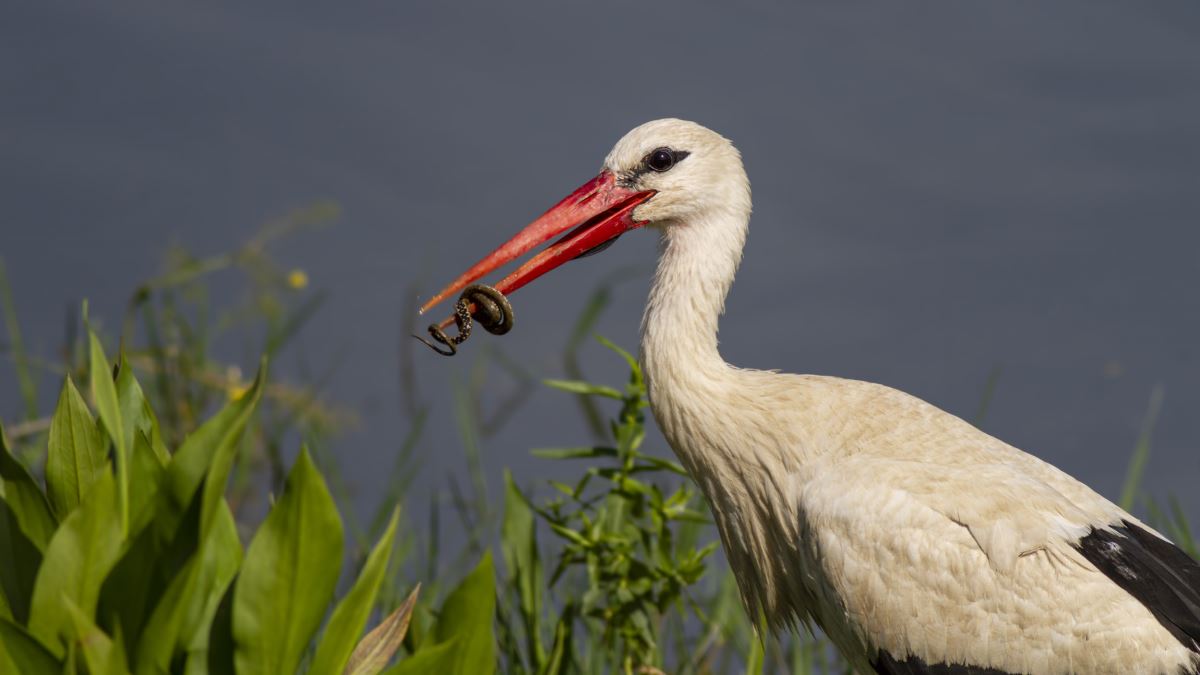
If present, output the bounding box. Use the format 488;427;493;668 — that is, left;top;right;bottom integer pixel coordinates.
419;118;749;317
603;118;750;227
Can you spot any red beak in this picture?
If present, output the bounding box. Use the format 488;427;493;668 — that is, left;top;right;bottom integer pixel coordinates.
419;170;655;328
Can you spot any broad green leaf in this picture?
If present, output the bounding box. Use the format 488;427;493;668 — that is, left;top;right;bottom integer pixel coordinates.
205;579;236;675
542;379;623;400
0;616;60;673
45;377;106;518
310;508;400;675
28;469;123;656
181;503;241;658
134;501;241;675
502;472;545;670
115;355;168;466
0;496;42;625
128;431;164;527
96;526;159;661
403;602;434;656
89;329;128;532
433;552;496;675
106;369;261;662
0;635;16;675
196;380;258;546
65;600;129;675
156;363;264;537
0;423;57;549
233;448;344;675
343;585;420;675
381;639;458;675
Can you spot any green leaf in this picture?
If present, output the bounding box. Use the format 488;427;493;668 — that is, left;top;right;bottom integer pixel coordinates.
634;455;689;477
65;600;129;675
433;551;496;675
156;363;264;538
382;639;458;675
0;496;42;625
595;335;640;378
502;472;545;671
541;379;624;400
0;635;16;675
63;634;78;674
180;506;244;668
89;329;128;532
115;356;168;466
530;446;617;460
233;448;344;675
197;413;247;547
28;468;123;656
744;635;764;675
344;585;420;675
205;579;236;675
134;501;242;675
310;507;400;675
538;608;574;675
95;527;158;661
1119;385;1163;510
128;431;164;527
0;423;57;550
45;377;106;518
0;617;60;673
106;369;263;661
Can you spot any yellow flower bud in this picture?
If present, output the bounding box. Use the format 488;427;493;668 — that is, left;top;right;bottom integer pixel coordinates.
287;269;309;290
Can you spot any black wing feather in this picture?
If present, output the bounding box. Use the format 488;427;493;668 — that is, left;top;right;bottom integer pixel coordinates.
1075;520;1200;652
871;651;1017;674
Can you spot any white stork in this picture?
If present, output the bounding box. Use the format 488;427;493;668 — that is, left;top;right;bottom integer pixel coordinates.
420;119;1200;674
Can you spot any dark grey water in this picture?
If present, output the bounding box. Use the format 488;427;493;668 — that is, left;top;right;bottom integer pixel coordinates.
3;3;1199;529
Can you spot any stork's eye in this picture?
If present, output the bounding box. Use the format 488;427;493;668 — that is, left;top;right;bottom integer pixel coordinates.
647;148;676;172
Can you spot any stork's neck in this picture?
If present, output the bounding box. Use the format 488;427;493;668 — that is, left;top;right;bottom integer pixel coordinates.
640;208;747;404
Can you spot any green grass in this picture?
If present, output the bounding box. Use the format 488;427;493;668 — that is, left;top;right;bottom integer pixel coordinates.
0;218;1192;674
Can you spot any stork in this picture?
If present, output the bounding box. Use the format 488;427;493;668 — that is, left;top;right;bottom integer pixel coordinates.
420;119;1200;674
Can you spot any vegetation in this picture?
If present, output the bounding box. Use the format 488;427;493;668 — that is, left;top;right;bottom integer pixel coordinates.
0;217;1192;674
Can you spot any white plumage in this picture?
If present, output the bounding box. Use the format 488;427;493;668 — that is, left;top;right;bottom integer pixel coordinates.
426;118;1200;674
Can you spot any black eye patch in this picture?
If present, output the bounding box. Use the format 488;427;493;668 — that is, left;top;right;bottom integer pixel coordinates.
644;147;690;173
621;148;691;186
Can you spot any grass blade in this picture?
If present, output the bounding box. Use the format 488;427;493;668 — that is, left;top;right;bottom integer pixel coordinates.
0;258;38;420
1119;385;1164;511
502;471;545;671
